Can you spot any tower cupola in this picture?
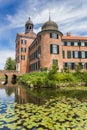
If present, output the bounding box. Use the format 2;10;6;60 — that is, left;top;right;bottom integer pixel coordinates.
25;17;33;33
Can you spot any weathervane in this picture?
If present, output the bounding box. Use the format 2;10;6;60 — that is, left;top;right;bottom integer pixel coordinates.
49;10;51;21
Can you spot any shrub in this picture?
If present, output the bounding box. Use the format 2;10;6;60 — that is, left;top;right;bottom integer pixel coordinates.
40;67;48;72
47;64;58;80
55;73;76;83
64;67;70;73
75;63;81;73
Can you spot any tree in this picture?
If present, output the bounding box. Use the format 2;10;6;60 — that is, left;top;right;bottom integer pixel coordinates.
47;64;58;80
4;57;16;70
75;63;81;73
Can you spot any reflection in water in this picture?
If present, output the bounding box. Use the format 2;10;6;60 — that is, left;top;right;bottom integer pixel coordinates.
0;88;15;101
0;85;87;130
15;86;44;105
15;86;28;104
0;85;87;105
15;86;87;105
5;87;15;96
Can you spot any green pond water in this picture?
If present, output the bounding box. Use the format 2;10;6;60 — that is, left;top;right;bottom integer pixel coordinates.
0;85;87;130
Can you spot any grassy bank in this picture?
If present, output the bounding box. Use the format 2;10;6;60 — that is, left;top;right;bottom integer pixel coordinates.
18;71;87;88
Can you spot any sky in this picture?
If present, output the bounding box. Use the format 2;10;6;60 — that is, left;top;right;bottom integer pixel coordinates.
0;0;87;70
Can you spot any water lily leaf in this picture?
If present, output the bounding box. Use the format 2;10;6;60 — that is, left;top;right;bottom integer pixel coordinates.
38;128;44;130
0;125;4;129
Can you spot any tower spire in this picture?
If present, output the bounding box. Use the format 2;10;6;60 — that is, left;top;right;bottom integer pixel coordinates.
49;10;51;21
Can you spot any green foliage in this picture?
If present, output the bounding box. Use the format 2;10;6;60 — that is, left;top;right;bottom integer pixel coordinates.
74;72;87;83
40;67;48;72
64;67;70;73
4;57;16;70
75;63;81;73
18;70;87;88
47;64;58;80
1;97;87;129
18;72;47;87
55;73;76;83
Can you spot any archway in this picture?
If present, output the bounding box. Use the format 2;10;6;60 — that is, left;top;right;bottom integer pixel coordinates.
11;74;17;84
1;74;8;85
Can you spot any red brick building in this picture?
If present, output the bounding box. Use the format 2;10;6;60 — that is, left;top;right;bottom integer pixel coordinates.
15;17;36;73
16;17;87;73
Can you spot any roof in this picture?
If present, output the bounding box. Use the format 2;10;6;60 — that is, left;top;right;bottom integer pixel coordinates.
26;17;33;25
62;36;87;41
42;19;58;31
18;31;36;38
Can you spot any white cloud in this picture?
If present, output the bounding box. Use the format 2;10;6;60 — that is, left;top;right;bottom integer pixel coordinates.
5;0;87;36
34;27;41;34
0;50;15;70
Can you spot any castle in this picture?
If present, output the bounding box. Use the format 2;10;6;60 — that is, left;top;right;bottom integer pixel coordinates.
16;17;87;73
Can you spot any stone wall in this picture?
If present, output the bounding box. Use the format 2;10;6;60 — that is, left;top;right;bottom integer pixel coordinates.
0;70;21;77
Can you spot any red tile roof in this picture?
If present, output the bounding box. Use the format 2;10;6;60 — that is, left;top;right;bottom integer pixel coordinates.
18;31;36;38
62;36;87;40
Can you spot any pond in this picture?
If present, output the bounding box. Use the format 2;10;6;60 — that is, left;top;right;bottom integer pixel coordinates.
0;85;87;130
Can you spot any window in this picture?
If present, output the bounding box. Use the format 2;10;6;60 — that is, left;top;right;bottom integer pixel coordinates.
21;55;25;60
64;62;75;70
71;42;74;46
16;49;19;53
81;42;85;46
30;61;40;71
81;63;85;69
53;59;58;67
16;56;19;62
81;51;85;58
50;44;59;54
64;42;67;46
86;51;87;58
67;51;71;58
86;63;87;69
62;42;64;45
21;48;26;52
73;51;78;58
21;40;26;44
67;42;71;46
85;42;87;46
73;51;82;58
67;62;71;69
62;50;65;58
63;42;72;46
67;62;75;70
74;42;78;46
50;33;58;39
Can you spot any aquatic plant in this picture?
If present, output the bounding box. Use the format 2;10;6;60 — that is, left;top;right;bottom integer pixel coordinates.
0;97;87;130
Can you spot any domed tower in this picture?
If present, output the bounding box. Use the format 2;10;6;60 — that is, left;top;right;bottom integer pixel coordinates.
42;17;58;31
16;17;36;74
36;16;63;72
25;17;33;33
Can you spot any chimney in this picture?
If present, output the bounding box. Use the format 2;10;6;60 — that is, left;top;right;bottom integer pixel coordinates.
66;32;71;36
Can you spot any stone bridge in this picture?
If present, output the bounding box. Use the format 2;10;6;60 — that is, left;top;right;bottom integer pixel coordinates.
0;70;22;85
0;70;22;77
